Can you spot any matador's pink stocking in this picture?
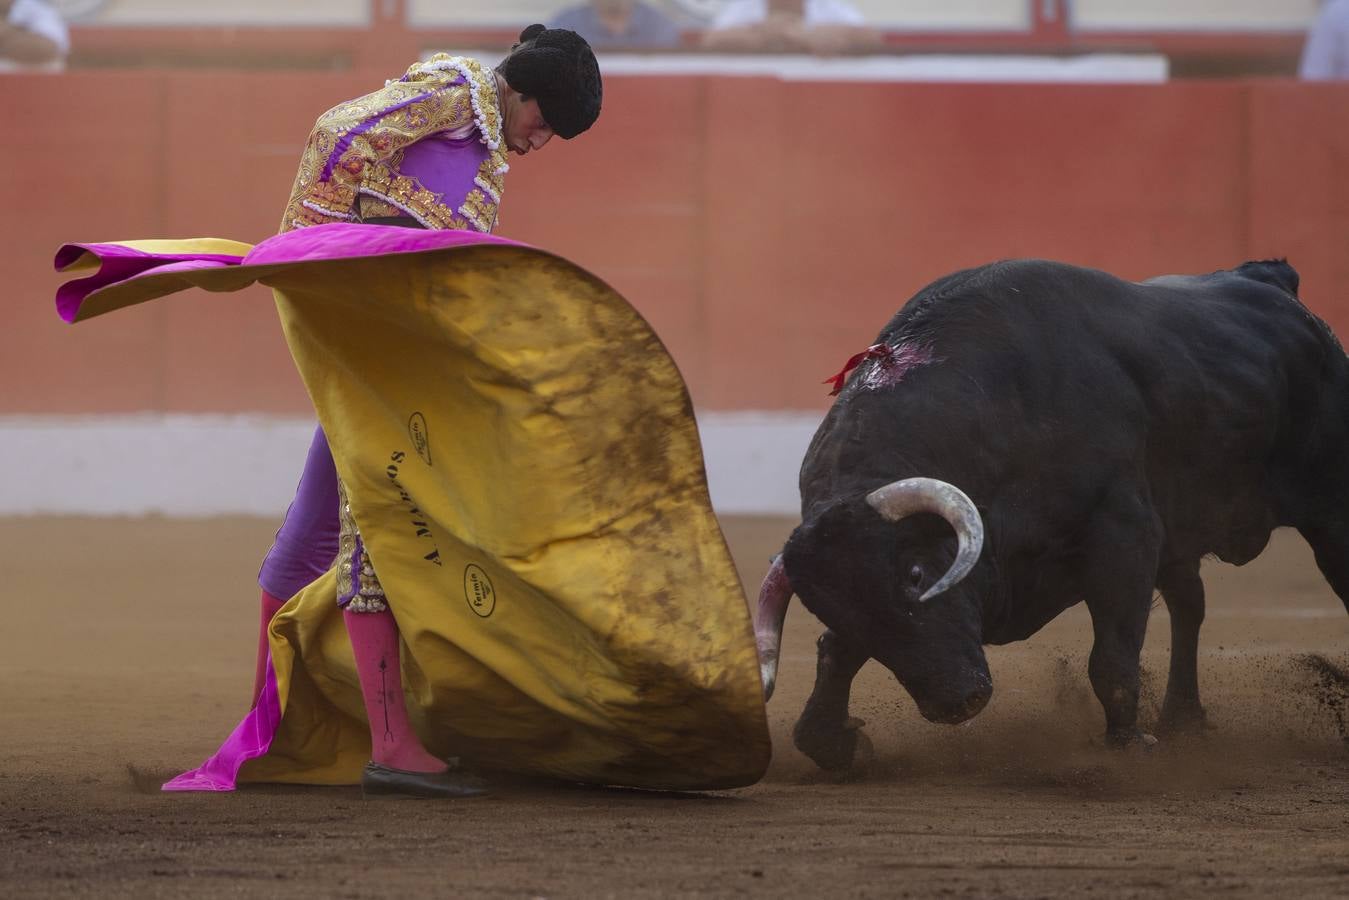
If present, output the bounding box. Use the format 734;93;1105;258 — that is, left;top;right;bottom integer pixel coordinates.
343;607;448;774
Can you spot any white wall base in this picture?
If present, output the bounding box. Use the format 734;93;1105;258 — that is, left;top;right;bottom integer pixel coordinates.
0;412;821;517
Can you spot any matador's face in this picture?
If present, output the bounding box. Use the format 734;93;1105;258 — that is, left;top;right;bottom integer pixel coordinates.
501;94;555;157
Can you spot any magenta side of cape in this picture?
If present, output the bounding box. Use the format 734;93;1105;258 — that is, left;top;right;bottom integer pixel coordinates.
53;244;246;323
49;224;530;792
163;656;283;792
53;223;527;325
243;221;522;265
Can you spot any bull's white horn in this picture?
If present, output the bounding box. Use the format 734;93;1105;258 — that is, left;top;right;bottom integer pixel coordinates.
865;477;984;602
754;555;793;701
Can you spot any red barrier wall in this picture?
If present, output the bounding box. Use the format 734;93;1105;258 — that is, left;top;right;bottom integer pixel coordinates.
4;74;1346;415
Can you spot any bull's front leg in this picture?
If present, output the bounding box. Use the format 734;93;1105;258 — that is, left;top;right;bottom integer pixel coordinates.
1083;492;1161;749
793;629;871;770
1085;601;1155;748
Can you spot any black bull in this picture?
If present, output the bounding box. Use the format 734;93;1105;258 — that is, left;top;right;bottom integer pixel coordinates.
755;258;1349;771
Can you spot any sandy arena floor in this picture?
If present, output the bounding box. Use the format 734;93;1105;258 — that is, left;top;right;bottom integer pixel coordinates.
2;516;1346;898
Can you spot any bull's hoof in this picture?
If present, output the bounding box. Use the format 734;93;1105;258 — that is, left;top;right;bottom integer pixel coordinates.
851;728;875;768
1157;702;1210;736
794;716;870;772
1105;728;1158;752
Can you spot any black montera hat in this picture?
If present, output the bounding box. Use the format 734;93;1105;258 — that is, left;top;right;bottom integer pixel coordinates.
498;24;602;139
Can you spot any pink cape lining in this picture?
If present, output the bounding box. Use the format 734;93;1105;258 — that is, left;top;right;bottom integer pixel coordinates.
54;224;529;792
54;223;525;324
163;655;282;792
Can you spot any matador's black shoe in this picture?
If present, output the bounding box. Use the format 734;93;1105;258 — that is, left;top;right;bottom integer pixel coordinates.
361;761;490;799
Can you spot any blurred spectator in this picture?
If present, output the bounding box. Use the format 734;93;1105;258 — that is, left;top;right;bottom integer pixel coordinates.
548;1;682;50
0;0;68;71
701;0;881;54
1300;0;1349;79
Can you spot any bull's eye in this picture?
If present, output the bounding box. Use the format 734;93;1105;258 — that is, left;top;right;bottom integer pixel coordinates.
908;564;923;588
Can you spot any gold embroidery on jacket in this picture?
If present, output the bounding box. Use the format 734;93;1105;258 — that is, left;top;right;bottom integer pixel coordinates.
459;187;497;233
280;55;507;234
336;479;388;613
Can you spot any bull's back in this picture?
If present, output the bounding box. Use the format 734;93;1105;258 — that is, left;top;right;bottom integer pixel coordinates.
802;260;1347;547
1125;271;1348;548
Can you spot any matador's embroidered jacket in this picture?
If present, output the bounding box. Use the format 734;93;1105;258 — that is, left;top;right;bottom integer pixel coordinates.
280;54;509;234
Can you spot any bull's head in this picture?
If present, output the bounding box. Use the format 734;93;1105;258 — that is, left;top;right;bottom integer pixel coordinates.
755;477;992;725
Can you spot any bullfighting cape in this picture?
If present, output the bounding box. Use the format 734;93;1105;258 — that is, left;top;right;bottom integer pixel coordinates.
54;224;771;791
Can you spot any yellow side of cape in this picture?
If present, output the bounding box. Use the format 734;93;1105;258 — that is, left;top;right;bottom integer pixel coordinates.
99;240;775;790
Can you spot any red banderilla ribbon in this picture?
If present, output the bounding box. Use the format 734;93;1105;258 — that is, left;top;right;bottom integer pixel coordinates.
823;343;893;396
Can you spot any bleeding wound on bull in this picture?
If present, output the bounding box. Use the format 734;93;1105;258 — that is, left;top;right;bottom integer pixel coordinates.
824;341;936;396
